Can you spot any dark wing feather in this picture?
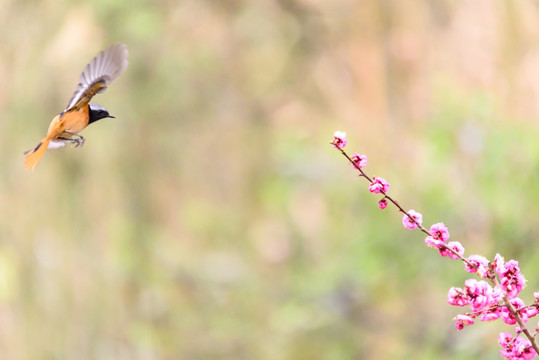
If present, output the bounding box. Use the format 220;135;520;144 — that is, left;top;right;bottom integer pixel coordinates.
64;43;128;112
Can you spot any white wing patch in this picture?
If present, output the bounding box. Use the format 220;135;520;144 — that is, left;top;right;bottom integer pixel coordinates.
65;43;128;112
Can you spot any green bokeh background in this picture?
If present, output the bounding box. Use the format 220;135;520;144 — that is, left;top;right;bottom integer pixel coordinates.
1;1;538;359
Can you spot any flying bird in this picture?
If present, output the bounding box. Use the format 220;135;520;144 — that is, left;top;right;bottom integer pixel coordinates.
24;43;128;170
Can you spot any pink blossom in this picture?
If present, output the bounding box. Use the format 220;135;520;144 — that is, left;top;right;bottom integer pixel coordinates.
464;255;490;278
520;343;537;360
512;298;528;320
402;210;422;230
526;306;539;319
369;177;390;194
479;306;502;322
447;287;470;306
351;153;367;168
519;341;537;360
425;236;444;249
534;292;539;306
331;131;347;149
500;306;516;325
499;333;521;360
499;259;526;299
438;245;453;257
429;223;450;242
493;253;505;275
464;279;494;312
439;241;464;259
498;333;515;360
491;286;505;304
378;198;388;209
501;298;527;325
455;314;474;330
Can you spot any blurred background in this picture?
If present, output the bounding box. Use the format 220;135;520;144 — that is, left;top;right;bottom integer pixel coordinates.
0;0;538;359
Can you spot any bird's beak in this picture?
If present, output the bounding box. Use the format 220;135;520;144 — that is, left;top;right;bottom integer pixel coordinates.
108;114;116;119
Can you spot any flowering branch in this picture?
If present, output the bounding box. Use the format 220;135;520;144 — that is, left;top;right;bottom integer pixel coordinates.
331;131;539;359
336;144;476;268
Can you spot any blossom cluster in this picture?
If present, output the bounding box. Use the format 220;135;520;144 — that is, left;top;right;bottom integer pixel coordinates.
499;332;537;360
330;131;539;359
447;255;536;329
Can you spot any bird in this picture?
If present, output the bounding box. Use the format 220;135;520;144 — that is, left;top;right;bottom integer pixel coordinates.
24;43;128;171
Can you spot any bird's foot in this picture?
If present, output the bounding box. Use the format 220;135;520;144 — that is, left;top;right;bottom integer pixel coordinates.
72;135;85;148
57;134;85;148
65;132;85;148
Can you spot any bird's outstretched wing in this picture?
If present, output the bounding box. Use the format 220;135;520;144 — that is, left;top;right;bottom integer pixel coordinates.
64;43;128;113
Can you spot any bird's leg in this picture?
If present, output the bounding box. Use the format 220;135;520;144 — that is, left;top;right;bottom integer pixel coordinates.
63;132;86;148
57;137;80;147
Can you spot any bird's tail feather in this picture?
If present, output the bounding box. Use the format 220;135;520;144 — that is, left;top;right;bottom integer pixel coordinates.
24;138;50;171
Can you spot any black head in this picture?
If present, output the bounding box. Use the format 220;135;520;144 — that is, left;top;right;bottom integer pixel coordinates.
88;103;115;124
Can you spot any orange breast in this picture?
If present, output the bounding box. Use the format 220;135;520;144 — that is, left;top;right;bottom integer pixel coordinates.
47;105;90;139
